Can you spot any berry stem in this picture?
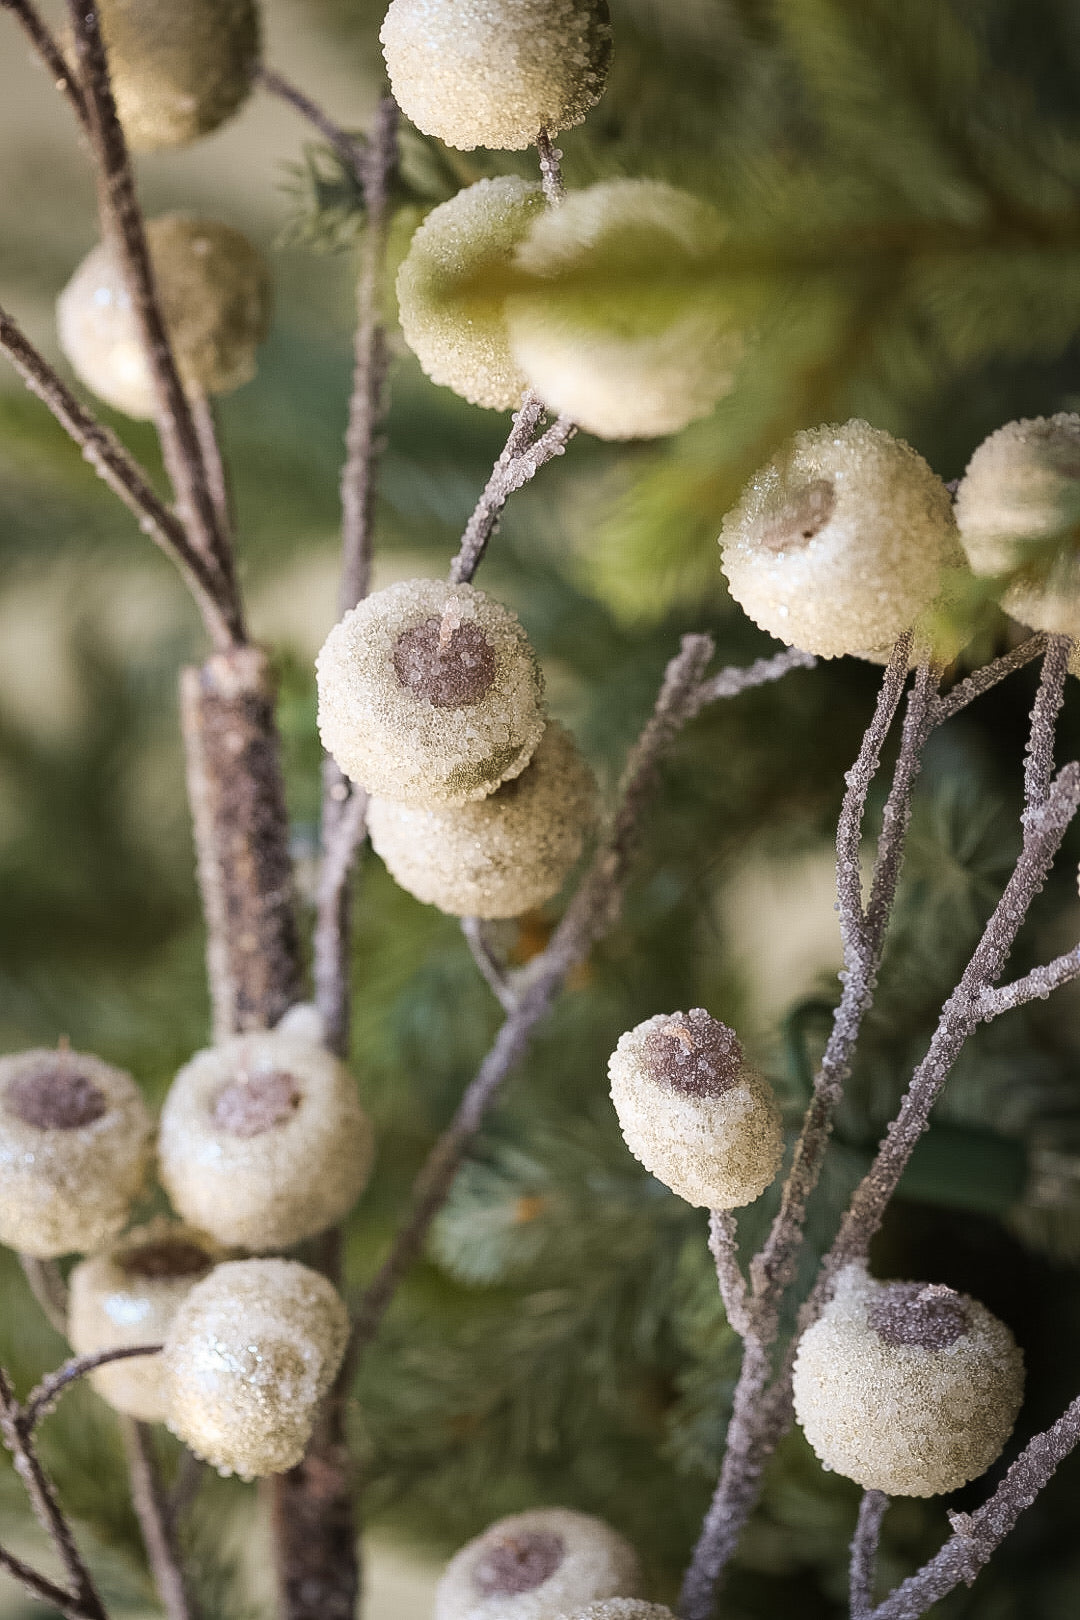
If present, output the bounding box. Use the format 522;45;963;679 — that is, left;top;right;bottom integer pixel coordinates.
536;127;566;207
121;1420;200;1620
850;1492;888;1620
449;396;576;585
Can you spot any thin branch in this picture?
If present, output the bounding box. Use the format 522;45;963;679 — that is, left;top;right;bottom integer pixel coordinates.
1023;635;1071;810
18;1255;69;1338
24;1347;163;1432
460;917;518;1012
536;127;566;206
0;1541;86;1616
685;645;817;716
188;390;233;540
350;633;720;1352
313;766;369;1058
1;0;87;126
256;66;368;185
869;1392;1080;1620
0;306;236;650
978;940;1080;1019
708;1213;752;1338
65;1;243;638
934;633;1047;721
864;661;939;947
121;1419;200;1620
850;1491;889;1620
449;396;575;585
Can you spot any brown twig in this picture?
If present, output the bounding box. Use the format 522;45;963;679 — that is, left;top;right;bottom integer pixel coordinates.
0;306;237;650
869;1393;1080;1620
449;397;576;585
121;1419;200;1620
65;2;243;636
0;1540;85;1615
24;1347;162;1432
0;0;87;126
851;1491;889;1620
257;66;368;186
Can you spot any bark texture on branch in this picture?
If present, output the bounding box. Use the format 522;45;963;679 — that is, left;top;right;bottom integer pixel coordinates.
180;649;302;1042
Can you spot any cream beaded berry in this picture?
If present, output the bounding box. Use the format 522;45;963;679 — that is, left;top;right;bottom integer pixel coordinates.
317;580;546;807
368;722;596;919
380;0;613;153
68;1220;219;1423
436;1509;641;1620
607;1010;783;1209
162;1259;349;1478
398;178;546;411
0;1048;153;1258
95;0;260;151
720;420;962;658
956;414;1080;638
506;180;742;441
792;1262;1025;1497
158;1028;372;1252
57;215;270;421
555;1605;674;1620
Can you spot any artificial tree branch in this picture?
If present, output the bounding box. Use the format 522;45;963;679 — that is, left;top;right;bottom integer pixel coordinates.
0;0;87;126
0;306;237;650
121;1419;200;1620
257;67;369;184
23;1347;162;1432
869;1391;1080;1620
65;2;242;633
449;396;576;585
850;1491;889;1620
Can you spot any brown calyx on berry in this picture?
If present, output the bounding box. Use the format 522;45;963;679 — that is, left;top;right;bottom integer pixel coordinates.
120;1239;214;1280
212;1070;301;1138
472;1530;566;1597
642;1009;743;1099
393;608;497;708
868;1282;970;1351
758;477;836;553
5;1057;108;1130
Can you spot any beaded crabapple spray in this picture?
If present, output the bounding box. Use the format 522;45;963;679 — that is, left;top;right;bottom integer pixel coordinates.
0;1;1078;1620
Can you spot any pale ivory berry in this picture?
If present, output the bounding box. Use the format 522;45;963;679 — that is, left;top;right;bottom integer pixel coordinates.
162;1258;348;1478
380;0;613;153
506;180;742;441
94;0;260;151
368;722;597;919
0;1048;153;1259
792;1263;1025;1497
57;215;270;420
68;1220;220;1423
317;580;546;807
436;1508;642;1620
720;420;962;658
157;1029;373;1252
398;178;546;410
554;1605;674;1620
607;1010;783;1209
956;414;1080;639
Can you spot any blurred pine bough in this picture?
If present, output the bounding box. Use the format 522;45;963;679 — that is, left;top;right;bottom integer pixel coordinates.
3;1;1080;1617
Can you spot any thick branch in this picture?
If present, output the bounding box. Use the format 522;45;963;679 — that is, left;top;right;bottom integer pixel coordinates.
0;306;236;649
850;1492;889;1620
870;1394;1080;1620
449;397;576;585
66;2;242;634
1;0;87;125
180;649;303;1040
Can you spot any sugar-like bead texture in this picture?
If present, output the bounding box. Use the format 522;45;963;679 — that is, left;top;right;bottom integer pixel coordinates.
792;1263;1025;1497
57;215;271;420
506;180;742;441
317;579;546;807
368;722;596;919
607;1010;783;1210
553;1605;674;1620
436;1508;641;1620
380;0;612;152
157;1029;373;1252
68;1220;220;1422
398;178;546;410
720;420;962;658
94;0;260;151
162;1259;348;1478
0;1048;153;1259
956;414;1080;639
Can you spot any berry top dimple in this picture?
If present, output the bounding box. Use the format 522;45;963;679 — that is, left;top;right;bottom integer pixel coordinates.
5;1057;107;1130
393;614;498;708
473;1531;566;1597
867;1282;970;1350
758;478;836;553
641;1010;743;1098
211;1069;301;1138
